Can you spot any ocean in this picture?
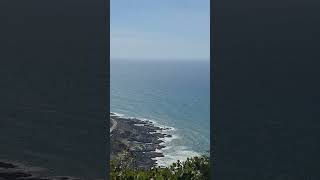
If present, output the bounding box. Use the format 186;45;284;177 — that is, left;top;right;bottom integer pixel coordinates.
111;60;210;166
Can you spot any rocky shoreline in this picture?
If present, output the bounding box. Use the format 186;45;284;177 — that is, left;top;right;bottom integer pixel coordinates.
110;113;172;169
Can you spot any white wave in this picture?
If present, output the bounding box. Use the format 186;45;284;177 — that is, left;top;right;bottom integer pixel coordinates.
159;134;179;145
110;112;174;132
110;112;125;117
153;146;200;167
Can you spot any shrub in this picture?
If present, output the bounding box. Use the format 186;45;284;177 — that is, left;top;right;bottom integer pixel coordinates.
110;151;210;180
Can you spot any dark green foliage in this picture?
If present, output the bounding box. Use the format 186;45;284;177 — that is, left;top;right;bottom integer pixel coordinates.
110;151;210;180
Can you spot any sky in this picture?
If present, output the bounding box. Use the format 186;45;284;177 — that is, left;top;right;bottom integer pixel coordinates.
110;0;210;61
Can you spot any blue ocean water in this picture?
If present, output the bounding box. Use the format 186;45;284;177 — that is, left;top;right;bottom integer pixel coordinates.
111;60;210;166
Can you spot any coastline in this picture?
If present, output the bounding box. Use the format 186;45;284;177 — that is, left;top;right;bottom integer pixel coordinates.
110;112;173;169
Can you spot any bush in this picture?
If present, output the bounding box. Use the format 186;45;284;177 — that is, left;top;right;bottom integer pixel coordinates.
110;152;210;180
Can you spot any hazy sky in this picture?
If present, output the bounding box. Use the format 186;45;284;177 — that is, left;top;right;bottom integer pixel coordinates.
110;0;210;61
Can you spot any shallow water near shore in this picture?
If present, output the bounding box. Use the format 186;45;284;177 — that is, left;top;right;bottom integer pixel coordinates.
111;60;210;166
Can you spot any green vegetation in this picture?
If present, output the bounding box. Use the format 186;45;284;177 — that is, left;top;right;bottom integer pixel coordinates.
110;151;210;180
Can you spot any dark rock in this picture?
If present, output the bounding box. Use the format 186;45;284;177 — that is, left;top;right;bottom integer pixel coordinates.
110;113;173;170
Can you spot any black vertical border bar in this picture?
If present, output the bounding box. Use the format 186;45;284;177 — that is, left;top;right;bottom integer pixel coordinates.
104;0;110;179
210;0;221;179
210;0;216;179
